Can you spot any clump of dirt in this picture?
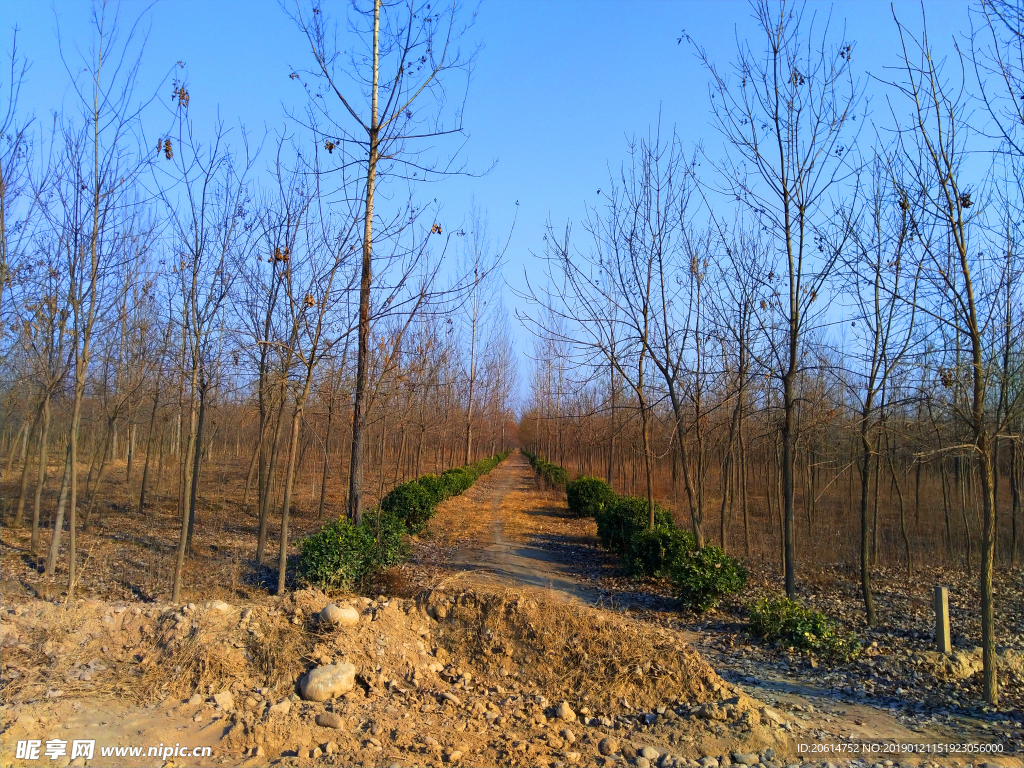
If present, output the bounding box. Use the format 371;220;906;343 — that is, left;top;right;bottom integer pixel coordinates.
419;586;722;712
2;585;795;767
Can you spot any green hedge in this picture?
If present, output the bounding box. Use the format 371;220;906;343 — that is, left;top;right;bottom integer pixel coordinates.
566;476;616;518
523;449;746;613
747;596;861;661
297;511;408;591
380;452;509;534
523;450;569;490
625;525;696;578
299;451;510;590
595;495;674;558
670;545;748;612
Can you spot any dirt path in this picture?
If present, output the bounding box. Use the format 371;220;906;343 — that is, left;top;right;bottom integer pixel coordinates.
414;452;1019;765
445;453;602;602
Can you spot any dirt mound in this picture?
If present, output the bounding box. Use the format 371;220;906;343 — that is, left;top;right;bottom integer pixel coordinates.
419;586;721;712
2;586;794;767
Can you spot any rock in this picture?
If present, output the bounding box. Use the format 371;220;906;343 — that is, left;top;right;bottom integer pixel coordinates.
565;752;581;763
732;754;759;766
999;648;1024;677
207;600;232;613
441;691;462;706
761;749;774;762
637;759;651;768
561;728;576;744
699;758;719;768
188;694;203;706
320;603;360;627
641;747;661;760
300;663;356;701
446;750;463;762
598;737;618;756
945;649;983;680
267;699;290;717
212;691;234;710
323;741;338;755
533;712;547;725
555;701;577;722
424;736;439;749
316;712;344;729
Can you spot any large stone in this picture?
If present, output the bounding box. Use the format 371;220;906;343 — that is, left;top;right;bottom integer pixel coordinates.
267;699;290;717
641;746;661;760
555;701;577;722
598;737;618;756
945;650;983;680
212;691;234;710
316;712;344;729
998;648;1024;677
300;663;357;702
731;754;760;766
320;604;360;627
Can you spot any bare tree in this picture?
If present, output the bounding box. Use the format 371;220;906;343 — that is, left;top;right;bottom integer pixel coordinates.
841;156;920;626
889;7;1024;704
160;94;258;601
688;0;861;596
290;0;475;523
42;3;156;590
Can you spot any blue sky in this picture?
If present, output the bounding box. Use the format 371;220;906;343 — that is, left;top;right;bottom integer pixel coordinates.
4;1;971;399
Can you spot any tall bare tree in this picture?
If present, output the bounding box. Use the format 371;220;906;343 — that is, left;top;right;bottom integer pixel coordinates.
291;0;475;523
42;3;156;590
688;0;861;596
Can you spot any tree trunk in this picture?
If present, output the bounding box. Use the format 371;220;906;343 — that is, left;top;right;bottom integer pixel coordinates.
31;397;52;555
277;406;303;594
1011;438;1020;565
13;408;40;527
138;370;164;518
979;437;998;704
185;386;208;551
348;0;381;526
782;371;797;598
318;398;336;520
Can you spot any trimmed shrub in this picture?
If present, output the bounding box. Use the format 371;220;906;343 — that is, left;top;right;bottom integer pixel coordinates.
417;474;445;505
298;513;408;591
440;467;474;497
523;451;569;490
595;496;674;558
625;525;696;578
566;476;616;518
380;480;434;534
361;508;412;569
299;452;509;590
747;597;861;661
670;545;748;612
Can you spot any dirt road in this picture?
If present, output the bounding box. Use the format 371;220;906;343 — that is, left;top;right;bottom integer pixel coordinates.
413;452;1020;766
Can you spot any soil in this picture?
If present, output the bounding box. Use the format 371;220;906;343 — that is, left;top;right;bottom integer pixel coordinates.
1;452;1021;768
